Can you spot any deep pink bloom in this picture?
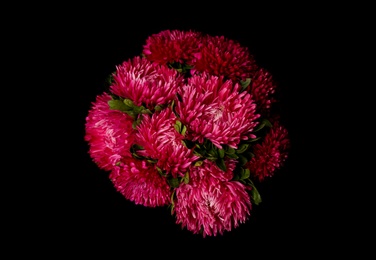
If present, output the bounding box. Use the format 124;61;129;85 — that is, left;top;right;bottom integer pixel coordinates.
84;92;135;171
246;120;290;182
109;158;172;207
135;108;200;178
142;29;203;66
175;72;260;149
110;56;185;110
173;159;252;237
248;67;278;117
192;34;258;82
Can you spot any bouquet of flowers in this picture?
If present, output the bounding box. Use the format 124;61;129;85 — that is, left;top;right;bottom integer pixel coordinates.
84;29;290;237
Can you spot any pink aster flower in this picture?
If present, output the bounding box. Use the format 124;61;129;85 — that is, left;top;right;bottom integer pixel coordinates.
173;159;252;237
246;120;290;182
192;34;259;82
109;157;172;207
142;29;203;66
110;56;185;110
84;92;135;171
248;67;278;117
175;72;260;149
135;107;200;178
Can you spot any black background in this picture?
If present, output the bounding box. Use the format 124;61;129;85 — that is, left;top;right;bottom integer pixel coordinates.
15;3;358;257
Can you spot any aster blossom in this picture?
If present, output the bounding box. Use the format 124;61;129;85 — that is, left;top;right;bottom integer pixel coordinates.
85;29;290;237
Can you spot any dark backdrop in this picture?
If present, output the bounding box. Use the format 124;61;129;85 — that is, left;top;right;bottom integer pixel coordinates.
24;4;346;257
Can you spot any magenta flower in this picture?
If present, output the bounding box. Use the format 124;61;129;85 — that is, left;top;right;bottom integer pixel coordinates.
135;107;200;178
142;29;203;66
246;120;290;182
110;158;172;207
175;72;260;149
84;92;135;171
248;67;278;117
110;56;185;110
173;159;252;237
192;34;259;82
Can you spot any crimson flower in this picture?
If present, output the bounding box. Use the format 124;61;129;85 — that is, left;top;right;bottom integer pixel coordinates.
143;29;203;66
175;72;260;149
84;92;135;171
192;34;259;82
110;157;172;207
246;120;290;182
173;159;251;237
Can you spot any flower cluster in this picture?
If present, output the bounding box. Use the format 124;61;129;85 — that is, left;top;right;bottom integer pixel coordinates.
85;29;290;237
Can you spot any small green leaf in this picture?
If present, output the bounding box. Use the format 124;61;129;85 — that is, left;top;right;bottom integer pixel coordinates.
155;105;163;111
123;98;134;108
194;160;203;167
240;78;251;91
182;172;189;184
168;178;180;188
174;120;182;133
156;166;163;175
216;158;227;172
253;123;265;132
247;137;261;143
218;148;225;158
226;147;236;154
131;152;143;159
254;119;272;132
181;125;187;136
170;190;175;215
141;108;152;115
236;143;249;154
226;153;239;159
263;119;272;128
108;100;129;111
249;181;262;205
243;168;250;179
238;154;248;166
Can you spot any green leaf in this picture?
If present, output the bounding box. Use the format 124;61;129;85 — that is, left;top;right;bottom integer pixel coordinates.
236;143;249;154
253;122;265;132
156;166;163;175
194;160;203;167
131;144;144;151
168;178;180;188
174;120;182;133
131;152;143;159
182;172;189;184
243;168;250;179
141;108;152;115
226;153;239;159
127;111;137;119
218;148;225;158
240;78;251;91
216;158;227;172
238;154;248;166
254;118;272;132
170;190;175;215
249;181;262;205
108;100;129;111
226;147;236;154
123;98;135;108
247;137;261;143
263;119;272;128
154;105;163;111
181;125;187;136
